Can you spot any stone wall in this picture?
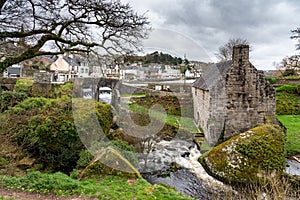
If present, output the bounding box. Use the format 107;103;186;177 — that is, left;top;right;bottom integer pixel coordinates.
192;88;209;130
34;72;52;83
0;78;18;91
224;45;276;140
207;78;227;145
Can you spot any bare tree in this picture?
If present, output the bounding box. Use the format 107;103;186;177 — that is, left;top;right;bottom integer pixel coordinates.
280;55;300;76
277;28;300;77
0;0;150;72
291;27;300;50
215;38;249;61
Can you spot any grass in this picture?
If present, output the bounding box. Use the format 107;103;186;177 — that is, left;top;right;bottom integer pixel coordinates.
0;171;194;200
120;93;146;98
0;197;16;200
128;103;198;133
276;84;300;115
277;115;300;155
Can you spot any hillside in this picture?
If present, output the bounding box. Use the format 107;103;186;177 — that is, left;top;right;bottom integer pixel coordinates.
123;51;185;65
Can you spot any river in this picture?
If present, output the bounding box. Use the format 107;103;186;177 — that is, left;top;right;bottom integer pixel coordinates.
138;139;232;199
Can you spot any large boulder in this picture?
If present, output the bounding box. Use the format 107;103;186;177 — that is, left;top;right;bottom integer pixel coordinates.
202;124;286;184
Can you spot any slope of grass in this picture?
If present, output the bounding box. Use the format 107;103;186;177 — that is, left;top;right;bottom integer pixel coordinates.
0;197;16;200
0;171;193;200
276;84;300;115
128;103;198;133
277;115;300;155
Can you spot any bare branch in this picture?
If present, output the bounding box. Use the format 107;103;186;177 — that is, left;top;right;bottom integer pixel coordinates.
215;38;250;61
0;0;150;72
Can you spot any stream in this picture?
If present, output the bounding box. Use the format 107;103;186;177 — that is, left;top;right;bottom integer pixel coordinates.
138;139;300;200
138;139;231;199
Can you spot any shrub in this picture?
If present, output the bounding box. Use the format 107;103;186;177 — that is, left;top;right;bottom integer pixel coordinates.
14;78;34;93
52;82;73;98
2;97;113;173
76;150;94;169
0;91;28;112
276;84;298;93
265;77;277;84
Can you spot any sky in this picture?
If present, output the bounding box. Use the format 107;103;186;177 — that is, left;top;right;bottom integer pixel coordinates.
124;0;300;70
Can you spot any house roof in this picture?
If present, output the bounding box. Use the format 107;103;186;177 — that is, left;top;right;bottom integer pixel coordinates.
192;60;232;90
63;56;80;66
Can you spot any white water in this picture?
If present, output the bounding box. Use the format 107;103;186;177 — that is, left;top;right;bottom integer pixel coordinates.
175;145;230;190
139;139;234;199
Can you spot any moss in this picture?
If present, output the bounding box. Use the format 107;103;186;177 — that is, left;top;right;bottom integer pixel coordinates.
203;124;286;184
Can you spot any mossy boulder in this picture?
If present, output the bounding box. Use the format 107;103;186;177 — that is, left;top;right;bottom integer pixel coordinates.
202;124;286;184
79;147;141;179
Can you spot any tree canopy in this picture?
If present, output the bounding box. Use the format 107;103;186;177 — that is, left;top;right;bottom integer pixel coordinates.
0;0;150;73
123;51;183;65
215;38;249;61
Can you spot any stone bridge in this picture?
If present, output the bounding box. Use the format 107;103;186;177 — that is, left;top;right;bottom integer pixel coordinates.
73;77;120;102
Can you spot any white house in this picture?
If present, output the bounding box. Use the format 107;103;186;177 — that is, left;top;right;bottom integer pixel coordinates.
50;55;79;82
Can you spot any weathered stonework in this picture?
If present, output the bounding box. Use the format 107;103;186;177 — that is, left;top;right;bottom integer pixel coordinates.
192;45;276;146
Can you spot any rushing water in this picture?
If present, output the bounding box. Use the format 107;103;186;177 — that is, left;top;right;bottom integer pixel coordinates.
139;139;300;199
138;139;231;199
286;159;300;176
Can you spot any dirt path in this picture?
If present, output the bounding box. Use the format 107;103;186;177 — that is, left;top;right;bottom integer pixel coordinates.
0;187;98;200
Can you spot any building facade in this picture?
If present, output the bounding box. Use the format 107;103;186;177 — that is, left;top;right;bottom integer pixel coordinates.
192;45;276;146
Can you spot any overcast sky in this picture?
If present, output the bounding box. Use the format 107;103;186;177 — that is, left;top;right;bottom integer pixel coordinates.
125;0;300;70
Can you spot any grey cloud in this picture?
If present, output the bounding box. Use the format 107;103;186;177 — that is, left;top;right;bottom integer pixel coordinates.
126;0;300;69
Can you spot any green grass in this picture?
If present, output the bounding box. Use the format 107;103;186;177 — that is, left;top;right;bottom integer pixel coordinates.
128;103;198;133
0;197;16;200
276;84;300;115
0;171;194;200
277;115;300;154
121;94;146;98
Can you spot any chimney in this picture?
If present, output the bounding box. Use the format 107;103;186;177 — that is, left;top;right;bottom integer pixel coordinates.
232;45;249;66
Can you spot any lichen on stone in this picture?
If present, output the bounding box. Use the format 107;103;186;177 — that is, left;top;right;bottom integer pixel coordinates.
202;124;286;184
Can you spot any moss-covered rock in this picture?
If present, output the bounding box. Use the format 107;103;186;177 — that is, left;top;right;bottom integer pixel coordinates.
79;147;141;179
202;124;286;184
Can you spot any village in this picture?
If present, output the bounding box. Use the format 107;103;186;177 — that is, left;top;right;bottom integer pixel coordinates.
1;53;203;83
0;0;300;200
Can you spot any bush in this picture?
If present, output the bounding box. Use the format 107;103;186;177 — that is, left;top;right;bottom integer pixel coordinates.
0;91;28;112
52;82;73;98
2;97;113;173
276;84;298;93
14;78;34;93
265;77;277;84
76;150;94;169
